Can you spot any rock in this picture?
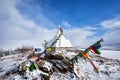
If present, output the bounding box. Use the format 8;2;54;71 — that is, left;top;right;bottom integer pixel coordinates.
27;53;37;59
100;60;104;63
5;71;10;76
39;67;49;73
37;61;53;75
41;74;50;80
44;53;64;60
49;58;73;73
43;52;74;74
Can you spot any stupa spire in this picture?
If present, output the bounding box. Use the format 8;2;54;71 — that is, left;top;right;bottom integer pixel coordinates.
57;25;63;36
47;26;72;48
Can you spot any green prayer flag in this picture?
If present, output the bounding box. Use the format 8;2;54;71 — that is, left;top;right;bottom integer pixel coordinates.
76;56;79;64
84;49;89;53
96;49;101;55
29;63;36;72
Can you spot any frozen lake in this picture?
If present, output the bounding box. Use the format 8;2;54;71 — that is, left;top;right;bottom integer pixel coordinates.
101;50;120;60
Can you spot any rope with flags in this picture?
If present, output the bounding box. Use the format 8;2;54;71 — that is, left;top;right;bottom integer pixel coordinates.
71;39;103;73
41;30;63;55
84;38;103;55
49;33;62;48
48;27;64;48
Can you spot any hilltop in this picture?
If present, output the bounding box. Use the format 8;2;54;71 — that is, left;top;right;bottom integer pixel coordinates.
0;49;120;80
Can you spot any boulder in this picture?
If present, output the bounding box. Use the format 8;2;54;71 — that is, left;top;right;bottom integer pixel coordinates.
44;53;64;60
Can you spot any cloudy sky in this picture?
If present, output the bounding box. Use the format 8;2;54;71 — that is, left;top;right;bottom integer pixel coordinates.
0;0;120;49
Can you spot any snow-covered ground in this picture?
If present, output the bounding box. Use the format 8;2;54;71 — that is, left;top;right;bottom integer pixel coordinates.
73;57;120;80
0;49;120;80
0;53;27;76
101;50;120;60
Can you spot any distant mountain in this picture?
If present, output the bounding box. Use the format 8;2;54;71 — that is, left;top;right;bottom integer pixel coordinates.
102;44;120;51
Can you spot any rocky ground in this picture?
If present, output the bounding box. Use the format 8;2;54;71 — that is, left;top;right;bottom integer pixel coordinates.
0;49;120;80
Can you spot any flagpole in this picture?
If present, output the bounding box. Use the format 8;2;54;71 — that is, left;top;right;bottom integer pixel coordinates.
81;52;99;73
72;39;103;73
83;39;103;73
87;57;99;73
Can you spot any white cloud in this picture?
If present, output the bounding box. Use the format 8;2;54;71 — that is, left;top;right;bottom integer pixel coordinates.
101;18;120;45
0;0;56;49
2;0;118;50
62;20;71;27
82;26;98;30
64;28;97;48
102;29;120;45
16;0;55;28
101;18;120;29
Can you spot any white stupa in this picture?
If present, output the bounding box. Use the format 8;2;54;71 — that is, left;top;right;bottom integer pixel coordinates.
47;26;72;50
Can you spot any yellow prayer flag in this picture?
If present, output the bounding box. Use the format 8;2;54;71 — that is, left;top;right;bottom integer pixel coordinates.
47;47;52;51
34;62;38;69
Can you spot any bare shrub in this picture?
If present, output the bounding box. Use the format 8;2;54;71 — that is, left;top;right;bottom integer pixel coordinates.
0;49;15;57
14;45;34;53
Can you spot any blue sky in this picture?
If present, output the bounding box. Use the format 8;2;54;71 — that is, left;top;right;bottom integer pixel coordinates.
17;0;120;26
0;0;120;49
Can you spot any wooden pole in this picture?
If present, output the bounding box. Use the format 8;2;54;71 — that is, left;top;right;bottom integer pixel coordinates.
81;52;99;73
87;57;99;73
